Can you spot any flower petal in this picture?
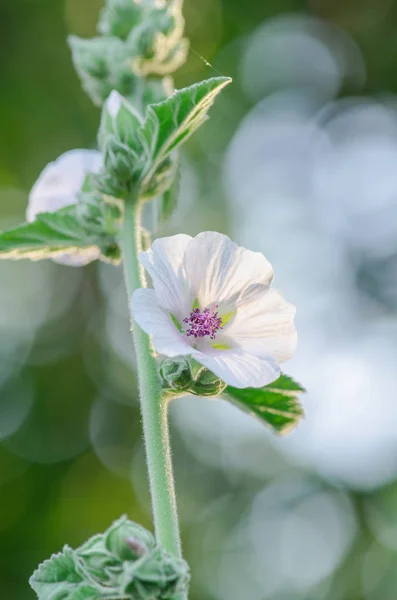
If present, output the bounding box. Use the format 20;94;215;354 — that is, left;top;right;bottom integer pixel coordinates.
106;90;123;117
27;149;102;222
192;347;280;388
131;288;193;357
183;232;274;311
53;247;101;267
223;289;297;362
26;149;103;267
139;234;193;318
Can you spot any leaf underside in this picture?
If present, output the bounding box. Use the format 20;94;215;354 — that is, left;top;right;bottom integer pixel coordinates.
137;76;231;187
225;373;305;435
0;206;114;261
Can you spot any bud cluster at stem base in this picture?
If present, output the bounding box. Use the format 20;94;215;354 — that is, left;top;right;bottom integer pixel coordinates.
159;356;227;398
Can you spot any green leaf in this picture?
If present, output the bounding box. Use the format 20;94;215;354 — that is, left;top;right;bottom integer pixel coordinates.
98;91;143;152
126;1;188;77
68;35;137;107
29;547;83;600
0;204;118;262
98;0;143;40
68;587;102;600
267;373;305;393
225;374;305;435
103;515;155;562
159;161;180;223
93;78;231;202
31;548;81;585
141;78;174;108
137;76;231;190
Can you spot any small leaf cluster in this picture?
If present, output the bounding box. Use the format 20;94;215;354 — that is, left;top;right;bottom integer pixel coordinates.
94;77;231;200
0;76;230;261
69;0;188;107
29;516;190;600
0;0;231;263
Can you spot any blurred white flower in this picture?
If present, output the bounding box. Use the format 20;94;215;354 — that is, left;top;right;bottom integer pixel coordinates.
106;90;123;117
27;149;102;266
240;14;365;103
313;99;397;257
131;231;297;388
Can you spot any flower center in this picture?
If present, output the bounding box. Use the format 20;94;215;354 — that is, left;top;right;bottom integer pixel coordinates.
183;305;223;340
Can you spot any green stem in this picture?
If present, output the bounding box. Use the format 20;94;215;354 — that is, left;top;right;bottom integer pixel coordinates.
121;193;183;562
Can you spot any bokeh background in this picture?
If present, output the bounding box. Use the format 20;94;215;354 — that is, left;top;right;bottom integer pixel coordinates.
2;0;397;598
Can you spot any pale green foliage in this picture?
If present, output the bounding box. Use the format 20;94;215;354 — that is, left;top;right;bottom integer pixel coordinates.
0;76;229;260
68;35;136;107
94;77;231;200
30;516;190;600
126;1;188;78
0;199;121;264
98;0;143;40
0;0;231;262
136;77;231;192
98;93;143;151
226;374;305;434
70;0;188;107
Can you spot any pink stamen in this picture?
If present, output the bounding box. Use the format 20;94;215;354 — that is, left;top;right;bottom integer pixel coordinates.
183;305;223;340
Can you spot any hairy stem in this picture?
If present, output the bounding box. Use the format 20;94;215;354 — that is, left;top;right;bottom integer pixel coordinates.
122;193;184;570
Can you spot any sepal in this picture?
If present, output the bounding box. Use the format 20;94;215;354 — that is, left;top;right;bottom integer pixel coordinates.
159;356;227;398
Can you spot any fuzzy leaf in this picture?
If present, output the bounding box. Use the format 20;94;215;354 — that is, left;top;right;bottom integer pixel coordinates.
121;548;189;599
29;547;84;600
138;77;231;189
0;205;117;262
98;0;143;40
98;91;143;152
159;162;180;223
225;374;305;435
67;587;102;600
126;1;188;77
68;35;137;107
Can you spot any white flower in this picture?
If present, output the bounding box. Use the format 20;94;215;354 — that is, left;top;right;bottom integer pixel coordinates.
106;90;123;118
27;149;102;266
131;232;297;388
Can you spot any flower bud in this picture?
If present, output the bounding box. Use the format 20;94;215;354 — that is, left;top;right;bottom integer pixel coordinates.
120;547;190;599
99;90;142;151
159;356;192;392
104;516;154;561
27;150;103;267
159;357;227;398
189;367;227;397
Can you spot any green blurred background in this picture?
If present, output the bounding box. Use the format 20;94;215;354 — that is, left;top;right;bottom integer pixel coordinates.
2;0;397;598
